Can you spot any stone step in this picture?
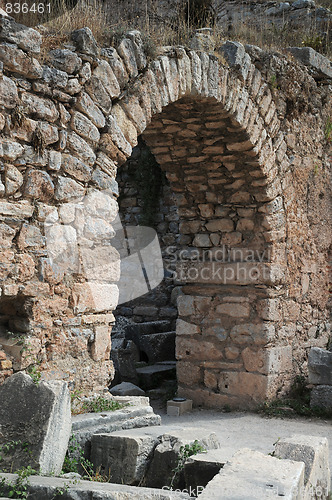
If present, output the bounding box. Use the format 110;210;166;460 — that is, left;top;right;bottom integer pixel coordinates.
139;331;176;363
90;425;220;488
126;320;173;338
72;397;161;458
136;362;176;390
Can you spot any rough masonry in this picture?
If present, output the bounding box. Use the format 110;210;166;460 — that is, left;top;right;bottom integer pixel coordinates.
0;15;331;408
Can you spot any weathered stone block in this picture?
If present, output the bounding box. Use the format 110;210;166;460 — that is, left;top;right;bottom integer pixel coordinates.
0;372;71;475
0;17;42;53
20;93;58;123
92;60;120;98
197;448;305;499
0;76;18;108
287;47;332;79
55;175;85;201
71;111;100;143
275;435;330;500
91;325;111;361
71;283;119;313
76;91;105;128
72;27;99;57
167;399;192;416
24;169;54;201
0;43;42;78
66;131;96;166
308;347;332;385
216;302;250;318
176;319;200;335
0;473;191;499
0;201;34;218
310;385;332;411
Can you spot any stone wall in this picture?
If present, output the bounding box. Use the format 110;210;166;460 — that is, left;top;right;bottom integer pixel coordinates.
0;13;331;407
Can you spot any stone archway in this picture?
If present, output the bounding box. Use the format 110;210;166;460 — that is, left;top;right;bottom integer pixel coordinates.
0;23;330;408
107;46;289;408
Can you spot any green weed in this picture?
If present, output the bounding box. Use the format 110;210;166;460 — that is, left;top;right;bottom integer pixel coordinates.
170;440;206;488
0;465;37;499
81;396;126;413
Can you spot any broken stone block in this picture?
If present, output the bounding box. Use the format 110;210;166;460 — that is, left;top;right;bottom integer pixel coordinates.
145;428;220;489
184;449;228;495
275;435;330;500
91;431;158;485
0;372;71;475
110;382;145;397
287;47;332;80
308;347;332;385
310;385;332;411
197;448;305;499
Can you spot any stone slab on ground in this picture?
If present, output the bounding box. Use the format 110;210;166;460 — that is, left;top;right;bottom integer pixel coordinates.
72;399;161;458
311;385;332;411
0;372;71;475
275;435;330;500
197;448;305;499
0;473;191;499
308;348;332;385
109;381;145;396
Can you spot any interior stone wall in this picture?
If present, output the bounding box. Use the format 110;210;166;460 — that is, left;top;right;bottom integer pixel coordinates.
0;15;330;406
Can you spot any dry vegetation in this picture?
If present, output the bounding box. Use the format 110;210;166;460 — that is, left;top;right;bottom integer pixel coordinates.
14;0;332;59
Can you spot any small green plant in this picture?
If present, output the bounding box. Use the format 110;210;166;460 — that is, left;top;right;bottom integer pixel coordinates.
0;465;37;499
26;364;42;385
269;73;279;90
81;396;126;413
170;440;206;488
62;435;110;483
62;434;94;479
325;119;332;142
